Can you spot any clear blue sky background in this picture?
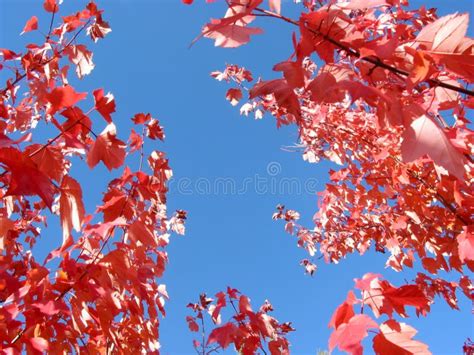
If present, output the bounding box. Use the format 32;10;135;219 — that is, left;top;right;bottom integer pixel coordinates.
1;1;473;354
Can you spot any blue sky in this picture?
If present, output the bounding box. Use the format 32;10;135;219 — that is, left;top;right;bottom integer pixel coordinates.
0;1;473;354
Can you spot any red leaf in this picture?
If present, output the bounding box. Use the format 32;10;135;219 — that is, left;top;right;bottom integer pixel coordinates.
429;51;474;83
0;147;56;209
21;16;38;34
64;45;95;78
405;47;432;89
128;129;143;153
128;220;157;246
254;313;277;338
226;88;243;106
0;48;19;61
329;291;356;329
207;322;239;349
43;0;58;13
93;89;115;123
147;119;165;141
273;61;306;88
132;112;151;124
24;145;64;183
46;86;87;115
186;316;199;332
87;14;112;42
32;300;62;316
373;320;431;355
227;287;240;299
329;314;378;354
238;295;253;314
209;292;226;324
83;217;126;241
358;275;430;318
383;285;430;317
250;79;301;120
87;123;126;170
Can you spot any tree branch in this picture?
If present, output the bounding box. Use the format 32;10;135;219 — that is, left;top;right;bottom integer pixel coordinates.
253;8;474;97
0;19;91;98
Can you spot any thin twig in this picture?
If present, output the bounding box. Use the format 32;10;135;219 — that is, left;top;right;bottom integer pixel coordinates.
138;126;146;172
46;4;57;41
199;312;207;355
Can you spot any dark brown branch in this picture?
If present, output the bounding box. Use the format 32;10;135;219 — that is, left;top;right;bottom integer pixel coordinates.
46;4;57;41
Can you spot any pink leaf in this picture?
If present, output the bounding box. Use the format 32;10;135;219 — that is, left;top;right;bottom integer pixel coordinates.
64;45;95;78
29;337;49;352
269;0;281;14
401;115;466;180
416;13;469;52
329;314;379;354
204;21;263;48
457;226;474;262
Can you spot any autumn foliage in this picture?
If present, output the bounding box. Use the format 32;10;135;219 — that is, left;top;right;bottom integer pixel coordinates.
184;0;473;353
186;287;294;354
0;0;473;353
0;1;185;353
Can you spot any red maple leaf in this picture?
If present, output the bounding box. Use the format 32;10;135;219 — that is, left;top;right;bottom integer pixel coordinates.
87;123;126;170
226;88;243;106
186;316;199;332
43;0;57;13
21;16;38;34
132;112;151;124
328;291;357;329
46;86;87;115
93;89;115;123
207;322;239;349
373;320;430;355
146;119;165;141
0;147;57;209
